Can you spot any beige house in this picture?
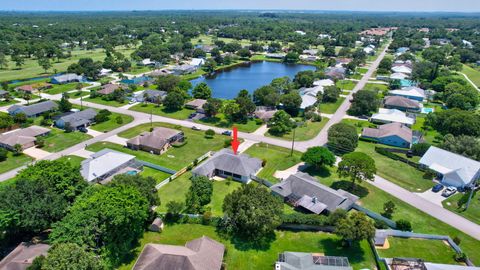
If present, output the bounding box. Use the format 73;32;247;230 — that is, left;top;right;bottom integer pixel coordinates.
127;127;184;155
0;126;50;151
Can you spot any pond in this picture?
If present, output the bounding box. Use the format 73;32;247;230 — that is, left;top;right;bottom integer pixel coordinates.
190;61;316;99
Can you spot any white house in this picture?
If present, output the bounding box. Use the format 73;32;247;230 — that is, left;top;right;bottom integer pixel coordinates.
370;108;415;126
391;65;412;75
138;58;157;66
299;79;335;109
99;68;112;77
390;73;409;80
81;149;138;182
419;146;480;188
190;58;205;67
295;30;306;35
389;86;426;102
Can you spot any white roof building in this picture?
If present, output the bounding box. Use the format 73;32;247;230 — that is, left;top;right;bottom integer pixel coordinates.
139;58;156;66
363;47;375;55
389;86;426;101
419;146;480;188
295;30;306;35
370;108;415;126
81;149;137;182
99;68;112;76
190;58;205;67
299;79;335;109
313;79;335;87
390;73;409;80
391;65;412;75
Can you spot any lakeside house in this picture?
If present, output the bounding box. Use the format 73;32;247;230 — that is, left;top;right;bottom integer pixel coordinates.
126;127;184;155
120;76;152;85
370;108;415;126
171;64;197;75
185;99;207;113
0;242;50;270
298;79;335;109
325;67;346;80
15;82;52;94
81;149;140;183
391;65;412;75
0;126;50;151
383;96;421;112
51;73;85;84
132;236;225;270
361;122;413;148
192;149;263;183
275;252;353;270
54;108;97;130
190;58;205;67
134;89;167;103
254;106;277;122
8;100;58;118
270;172;358;215
419;146;480;188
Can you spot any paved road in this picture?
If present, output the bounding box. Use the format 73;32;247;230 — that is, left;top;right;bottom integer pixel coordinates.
369;175;480;241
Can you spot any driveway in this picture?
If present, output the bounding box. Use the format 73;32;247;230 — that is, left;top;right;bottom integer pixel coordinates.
86;128;104;137
416;189;448;206
71;148;95;159
23;147;52;160
103;135;129;145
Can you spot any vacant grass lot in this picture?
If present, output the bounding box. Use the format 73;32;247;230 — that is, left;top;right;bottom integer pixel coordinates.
42;128;92;152
266;118;328;141
443;191;480;225
130;103;195;120
89;113;134;133
340;119;376;133
319;97;345;114
363;83;388;92
84;96;128;107
0;152;33;174
117;224;376;270
56;155;85;167
462;64;480;87
336;80;357;90
195;113;260;133
356;141;434;192
0;99;18;107
46;83;88;95
377;237;458;264
244;143;302;184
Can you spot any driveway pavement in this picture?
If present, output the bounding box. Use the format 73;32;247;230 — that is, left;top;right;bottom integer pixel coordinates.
103;135;129;145
415;189;448;206
23;147;52;160
86;128;104;137
71;149;95;159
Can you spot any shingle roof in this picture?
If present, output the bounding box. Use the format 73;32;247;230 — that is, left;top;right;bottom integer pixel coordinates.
0;126;50;148
271;172;358;214
81;149;136;182
361;122;412;143
52;73;84;83
57;108;97;128
0;242;50;270
132;236;225;270
192;149;262;178
143;89;167;98
98;84;121;95
0;90;8;96
384;96;420;110
8;100;58;117
127;127;182;151
185;99;207;109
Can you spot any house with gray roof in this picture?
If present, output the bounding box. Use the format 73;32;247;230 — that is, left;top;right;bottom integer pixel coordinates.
275;252;353;270
185;99;207;112
361;122;413;148
383;96;421;112
135;90;168;103
81;149;139;182
419;146;480;188
192;149;262;183
54;108;97;130
0;242;50;270
8;100;58;118
132;236;225;270
0;90;8;98
271;172;358;214
127;127;184;155
0;126;50;151
51;73;85;84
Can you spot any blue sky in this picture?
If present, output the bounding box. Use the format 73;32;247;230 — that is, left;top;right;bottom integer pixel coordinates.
1;0;479;12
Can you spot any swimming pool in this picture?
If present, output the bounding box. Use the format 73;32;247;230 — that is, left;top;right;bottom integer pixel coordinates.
125;170;138;176
421;107;434;114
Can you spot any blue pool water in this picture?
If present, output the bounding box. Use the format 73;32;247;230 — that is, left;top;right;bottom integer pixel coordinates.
126;170;138;175
421;107;434;114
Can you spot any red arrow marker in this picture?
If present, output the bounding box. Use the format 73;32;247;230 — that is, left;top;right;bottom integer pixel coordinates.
231;126;240;155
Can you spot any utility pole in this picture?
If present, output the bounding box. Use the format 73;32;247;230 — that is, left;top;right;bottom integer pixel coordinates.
290;127;296;157
465;180;477;210
150;108;153;128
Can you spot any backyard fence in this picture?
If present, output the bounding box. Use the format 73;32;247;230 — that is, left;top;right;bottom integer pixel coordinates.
374;147;426;171
278;224;335;233
139;160;177;174
353;204;397;228
250;175;273;187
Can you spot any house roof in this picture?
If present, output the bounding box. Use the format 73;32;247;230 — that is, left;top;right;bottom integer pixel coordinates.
132;236;225;270
190;58;205;67
371;108;415;125
185;99;207;109
52;73;83;83
389;87;426;99
0;242;50;270
143;89;167;98
16;85;36;92
0;90;8;96
270;172;358;214
419;146;480;186
8;100;58;117
390;73;408;80
0;126;50;148
98;84;121;95
276;252;353;270
254;109;277;121
325;67;346;79
391;66;412;74
361;122;412;143
192;149;262;178
57;108;97;128
81;149;136;182
384;96;420;110
127;127;182;151
424;263;480;270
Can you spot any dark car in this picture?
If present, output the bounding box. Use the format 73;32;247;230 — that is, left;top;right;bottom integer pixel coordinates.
222;130;232;136
78;126;88;133
432;184;444;193
188;113;197;119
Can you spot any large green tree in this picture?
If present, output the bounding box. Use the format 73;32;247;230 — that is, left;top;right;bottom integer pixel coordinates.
41;243;106;270
337;152;376;187
163;91;185;111
347;90;379;116
268;110;293;135
301;147;336;169
335;212;375;246
327;123;358;154
192;82;212;99
110;174;160;207
185;176;213;213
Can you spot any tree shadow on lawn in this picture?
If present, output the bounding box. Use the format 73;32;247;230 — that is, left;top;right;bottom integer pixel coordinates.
319;238;366;265
200;117;246;129
330;181;369;198
304;166;332;179
228;231;277;251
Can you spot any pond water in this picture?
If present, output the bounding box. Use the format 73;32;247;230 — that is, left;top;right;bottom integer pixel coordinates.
190;61;316;99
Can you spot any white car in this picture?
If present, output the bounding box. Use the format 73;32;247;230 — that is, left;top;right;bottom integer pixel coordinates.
442;186;457;197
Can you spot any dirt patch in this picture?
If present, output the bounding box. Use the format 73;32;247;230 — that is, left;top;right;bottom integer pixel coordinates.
375;238;390;250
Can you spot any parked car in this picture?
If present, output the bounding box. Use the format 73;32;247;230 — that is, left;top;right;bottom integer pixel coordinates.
442;186;457;197
432;184;444;193
78;126;88;133
222;130;232;136
188;113;197;119
191;126;201;131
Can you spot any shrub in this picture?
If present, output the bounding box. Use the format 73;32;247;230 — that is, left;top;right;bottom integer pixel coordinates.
254;118;263;125
411;143;431;156
36;137;45;148
374;219;389;229
453;236;461;245
261;159;267;167
115;115;123;124
281;212;330;226
205;129;215;138
0;148;7;162
454;252;467;263
395;219;412;231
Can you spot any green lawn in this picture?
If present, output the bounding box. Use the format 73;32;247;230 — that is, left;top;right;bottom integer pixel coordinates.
443;191;480;225
357;67;369;74
412;117;442;145
56;155;85;167
140;167;172;184
462;64;480;87
0;47;136;82
42;128;92;152
363;83;388;92
46;83;88;95
84;96;128;107
129;66;151;75
356;141;434;192
244;143;302;184
100;122;225;170
319;97;345;114
117;224;376;270
266;118;328;141
89;113;134;132
0;99;18;107
340;119;376;133
377;237;458;264
130;103;195;120
0;152;33;174
336;80;357;90
195;113;261;133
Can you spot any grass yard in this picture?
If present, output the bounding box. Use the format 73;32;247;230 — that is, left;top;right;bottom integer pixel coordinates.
42;128;92;152
462;64;480;87
89;113;134;132
340;119;376;133
117;224;376;270
443;191;480;225
0;152;33;174
129;66;151;75
130;103;195;120
411;117;442;145
336;80;357;90
46;83;88;95
244;143;302;184
56;155;85;167
319;97;345;114
140;167;172;184
195;113;261;133
357;67;369;74
266;118;328;141
0;47;136;82
363;83;388;92
0;99;18;107
376;237;458;264
356;141;435;192
84;96;128;107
